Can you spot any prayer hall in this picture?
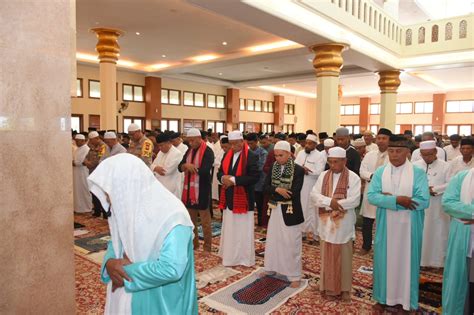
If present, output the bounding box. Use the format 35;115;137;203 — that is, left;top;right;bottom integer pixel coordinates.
2;0;474;314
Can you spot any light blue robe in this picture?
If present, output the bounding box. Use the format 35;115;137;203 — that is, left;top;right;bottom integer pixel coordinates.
441;170;473;315
367;164;430;310
101;225;198;314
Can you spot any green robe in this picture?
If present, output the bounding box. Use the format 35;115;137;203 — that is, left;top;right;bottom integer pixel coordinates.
367;164;430;310
101;225;198;314
442;170;473;315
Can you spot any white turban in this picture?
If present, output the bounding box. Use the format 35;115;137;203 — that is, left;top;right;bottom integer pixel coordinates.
228;130;243;141
128;123;141;132
420;140;436;150
353;138;366;147
274;141;291;152
186;128;201;137
324;139;335;147
104;131;117;139
75;134;85;140
88;131;99;139
306;134;318;143
328;147;346;158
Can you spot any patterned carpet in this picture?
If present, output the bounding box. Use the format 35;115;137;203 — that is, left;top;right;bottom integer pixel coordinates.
74;211;443;314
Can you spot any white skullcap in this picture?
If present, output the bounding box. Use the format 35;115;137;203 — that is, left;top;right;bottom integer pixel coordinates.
353;138;366;147
228;130;243;141
88;131;99;139
420;140;436;150
75;134;85;140
324;139;335;147
186;128;201;137
104;131;117;139
274;141;291;152
306;134;318;143
328;147;346;158
128;123;140;132
220;135;228;140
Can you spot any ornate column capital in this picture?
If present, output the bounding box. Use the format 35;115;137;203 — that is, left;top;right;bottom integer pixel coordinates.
90;28;124;63
378;70;401;94
309;43;346;77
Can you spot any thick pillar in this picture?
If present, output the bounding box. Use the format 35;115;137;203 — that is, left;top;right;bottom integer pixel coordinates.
432;93;446;133
0;0;76;313
226;88;240;131
359;97;371;131
145;76;162;131
310;43;346;134
91;28;123;130
378;70;401;131
274;95;285;132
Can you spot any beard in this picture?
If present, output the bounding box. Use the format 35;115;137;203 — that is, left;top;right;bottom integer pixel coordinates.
305;148;313;154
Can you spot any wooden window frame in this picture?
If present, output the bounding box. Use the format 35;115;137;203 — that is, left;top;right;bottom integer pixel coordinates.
414;101;433;114
123;116;145;131
207;120;226;133
161;118;181;133
239;98;246;111
369;103;380;115
122;83;145;103
340;104;360;116
161;88;181;106
207;94;226;109
445;100;474;113
246;99;255;111
183;91;206;107
76;78;83;98
396;102;413;114
254;100;262;112
445;124;472;136
88;79;101;99
268;101;274;113
71;114;83;132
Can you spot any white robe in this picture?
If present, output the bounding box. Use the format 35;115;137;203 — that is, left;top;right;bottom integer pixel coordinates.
444;144;461;161
175;142;188;198
73;144;92;213
360;150;389;219
411;147;446;162
212;144;224;200
365;142;378;152
295;149;325;235
264;204;302;281
447;155;473;179
414;159;450;267
311;170;361;244
150;145;183;198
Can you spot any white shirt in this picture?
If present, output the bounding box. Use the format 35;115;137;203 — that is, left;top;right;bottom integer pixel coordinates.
150;145;183;196
311;170;361;244
176;142;188;155
294;149;325;181
447;155;473;179
365;142;378;152
444;144;461;161
413;158;449;195
411;147;446;162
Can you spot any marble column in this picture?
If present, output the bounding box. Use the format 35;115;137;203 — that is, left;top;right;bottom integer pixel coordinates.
274;95;285;132
91;28;123;130
145;76;162;131
0;0;76;313
310;43;345;134
378;70;401;131
226;88;240;131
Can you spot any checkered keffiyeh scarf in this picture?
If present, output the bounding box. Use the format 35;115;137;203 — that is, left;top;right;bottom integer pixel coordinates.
268;158;295;215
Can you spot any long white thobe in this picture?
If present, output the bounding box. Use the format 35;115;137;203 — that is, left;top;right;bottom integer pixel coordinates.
295;149;325;235
365;142;378;153
414;158;450;267
444;144;461;161
360;150;389;219
447;155;473;179
411;147;446;162
311;170;361;243
175;142;188;198
73;144;92;213
150;145;183;198
100;143;127;162
212;144;224;200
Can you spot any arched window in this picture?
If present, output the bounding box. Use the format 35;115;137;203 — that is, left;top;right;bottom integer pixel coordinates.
369;7;372;26
364;3;367;23
383;17;386;34
418;26;425;44
396;26;399;42
392;24;395;40
460;20;467;38
374;10;378;29
379;14;382;32
406;29;412;45
445;22;453;40
352;0;356;16
431;25;439;42
339;0;343;8
358;0;362;19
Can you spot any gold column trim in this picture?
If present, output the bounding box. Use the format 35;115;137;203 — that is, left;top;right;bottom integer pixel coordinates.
90;28;124;64
310;43;346;77
378;70;401;94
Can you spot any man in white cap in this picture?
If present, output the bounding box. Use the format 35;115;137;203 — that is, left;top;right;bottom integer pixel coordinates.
150;133;183;198
323;138;335;157
334;127;361;175
127;123;154;166
311;147;361;301
413;140;450;268
178;128;214;252
368;135;430;312
263;141;305;288
363;130;378;152
447;138;473;179
170;132;188;155
295;133;325;243
218;130;259;266
84;131;108;218
411;131;447;162
72;134;92;213
353;138;367;159
100;131;126;162
359;128;392;255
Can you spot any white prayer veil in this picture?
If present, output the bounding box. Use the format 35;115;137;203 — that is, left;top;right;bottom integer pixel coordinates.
88;153;193;263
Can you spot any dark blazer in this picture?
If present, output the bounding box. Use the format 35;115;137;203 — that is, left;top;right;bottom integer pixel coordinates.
264;163;305;226
217;149;260;211
324;146;361;175
178;145;214;210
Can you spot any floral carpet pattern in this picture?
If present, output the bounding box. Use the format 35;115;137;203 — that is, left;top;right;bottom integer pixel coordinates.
74;211;443;314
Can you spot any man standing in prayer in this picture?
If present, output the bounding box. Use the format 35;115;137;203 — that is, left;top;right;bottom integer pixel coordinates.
263;141;305;288
316;132;329;152
211;134;224;201
247;133;268;226
441;168;474;315
334;127;361;175
295;133;325;243
312;147;361;301
171;132;188;156
218;130;259;267
84;131;108;218
353;138;367;159
414;140;450;267
72;134;92;213
178;128;214;252
363;130;378;152
411;131;447;162
127;123;154;167
359;128;392;255
100;132;126;162
150;133;183;198
295;133;306;156
88;154;197;315
447;138;473;178
288;133;301;153
444;134;462;161
368;135;430;312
